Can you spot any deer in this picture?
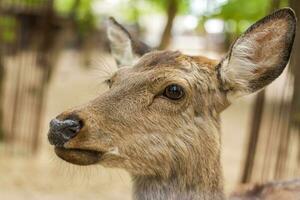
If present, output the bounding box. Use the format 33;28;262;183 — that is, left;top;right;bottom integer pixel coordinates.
48;8;300;200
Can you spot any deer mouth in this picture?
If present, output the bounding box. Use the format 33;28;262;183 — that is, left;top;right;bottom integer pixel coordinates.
54;147;103;165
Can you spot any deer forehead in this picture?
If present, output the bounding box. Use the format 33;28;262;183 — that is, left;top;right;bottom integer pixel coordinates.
111;50;218;87
134;50;217;70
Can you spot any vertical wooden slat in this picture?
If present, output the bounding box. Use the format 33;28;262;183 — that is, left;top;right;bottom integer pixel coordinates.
241;91;265;183
290;0;300;127
289;0;300;180
0;50;4;141
32;0;54;153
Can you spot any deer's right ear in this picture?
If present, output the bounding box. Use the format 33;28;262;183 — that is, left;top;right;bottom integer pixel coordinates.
217;8;296;99
107;17;151;67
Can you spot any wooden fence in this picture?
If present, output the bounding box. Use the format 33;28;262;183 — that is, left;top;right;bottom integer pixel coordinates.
0;0;60;154
241;1;300;183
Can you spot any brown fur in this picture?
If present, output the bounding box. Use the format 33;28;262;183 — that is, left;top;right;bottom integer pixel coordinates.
49;8;298;200
231;179;300;200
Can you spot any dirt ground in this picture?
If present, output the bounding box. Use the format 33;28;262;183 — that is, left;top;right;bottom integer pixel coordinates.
0;50;255;200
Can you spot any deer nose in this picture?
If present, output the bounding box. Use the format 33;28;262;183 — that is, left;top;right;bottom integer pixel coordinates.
48;118;82;147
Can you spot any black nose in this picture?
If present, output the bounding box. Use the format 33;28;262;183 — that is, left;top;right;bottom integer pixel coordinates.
48;118;82;147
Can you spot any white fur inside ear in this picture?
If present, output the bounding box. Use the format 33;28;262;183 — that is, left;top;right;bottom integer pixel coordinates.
107;21;134;66
220;36;261;93
219;18;288;96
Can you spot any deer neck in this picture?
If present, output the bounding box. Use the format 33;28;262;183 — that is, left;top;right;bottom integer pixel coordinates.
132;114;225;200
132;169;224;200
132;135;224;199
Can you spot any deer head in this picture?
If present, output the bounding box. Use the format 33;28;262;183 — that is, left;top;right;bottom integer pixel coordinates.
48;8;296;199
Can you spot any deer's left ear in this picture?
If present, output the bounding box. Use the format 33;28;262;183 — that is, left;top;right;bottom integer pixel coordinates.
107;17;151;67
217;8;296;97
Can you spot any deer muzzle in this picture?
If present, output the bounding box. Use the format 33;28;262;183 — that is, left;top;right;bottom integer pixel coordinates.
48;118;82;147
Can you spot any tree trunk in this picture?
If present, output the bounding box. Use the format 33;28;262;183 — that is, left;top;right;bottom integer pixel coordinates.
0;57;4;141
158;0;178;50
270;0;281;11
241;91;265;183
289;0;300;126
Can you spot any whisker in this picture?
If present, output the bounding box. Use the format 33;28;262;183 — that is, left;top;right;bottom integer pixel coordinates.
90;55;117;77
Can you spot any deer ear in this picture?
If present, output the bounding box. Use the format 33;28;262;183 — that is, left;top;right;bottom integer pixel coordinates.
107;17;151;67
217;8;296;98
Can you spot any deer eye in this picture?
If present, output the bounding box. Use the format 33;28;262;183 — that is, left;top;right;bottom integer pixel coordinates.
105;79;113;88
163;84;184;100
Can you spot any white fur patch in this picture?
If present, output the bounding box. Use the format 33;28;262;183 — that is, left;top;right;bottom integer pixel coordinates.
107;20;135;66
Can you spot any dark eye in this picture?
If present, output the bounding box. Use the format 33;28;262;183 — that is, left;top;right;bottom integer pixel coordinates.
105;79;113;88
163;84;184;100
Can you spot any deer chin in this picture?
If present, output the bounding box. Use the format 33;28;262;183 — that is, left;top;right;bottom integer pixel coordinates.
54;146;103;165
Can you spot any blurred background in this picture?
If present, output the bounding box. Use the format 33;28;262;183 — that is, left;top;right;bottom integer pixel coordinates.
0;0;299;199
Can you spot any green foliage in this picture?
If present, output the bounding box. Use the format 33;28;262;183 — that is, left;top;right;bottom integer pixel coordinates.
54;0;95;36
204;0;290;34
200;0;291;47
205;0;270;34
120;0;190;23
280;0;289;7
54;0;75;15
213;0;269;22
0;16;16;43
53;0;191;31
146;0;189;14
2;0;45;7
75;0;95;36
